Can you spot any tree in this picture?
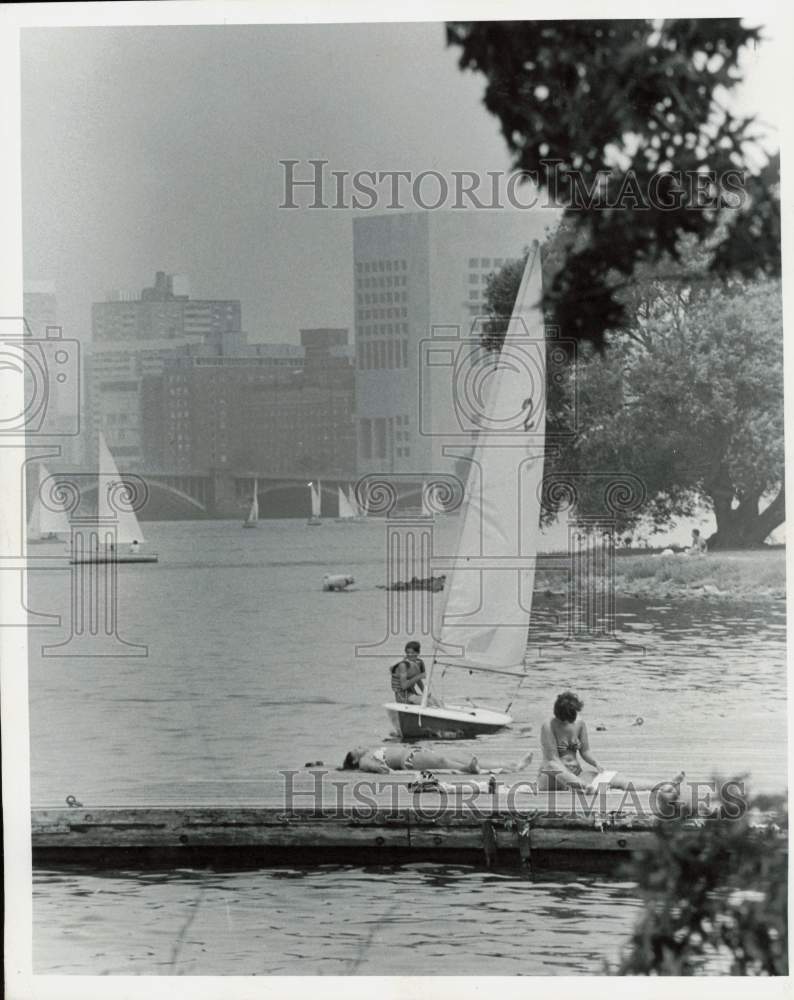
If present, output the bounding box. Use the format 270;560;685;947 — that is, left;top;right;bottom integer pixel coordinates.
615;790;787;975
483;237;785;548
447;19;781;349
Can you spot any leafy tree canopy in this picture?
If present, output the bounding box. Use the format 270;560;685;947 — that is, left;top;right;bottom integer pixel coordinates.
484;233;784;547
616;789;787;975
447;19;781;349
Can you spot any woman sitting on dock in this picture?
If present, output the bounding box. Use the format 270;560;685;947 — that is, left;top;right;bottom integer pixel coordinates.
538;691;684;794
342;745;534;775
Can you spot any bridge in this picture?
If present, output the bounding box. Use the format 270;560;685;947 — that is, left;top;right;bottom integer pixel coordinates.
67;471;361;520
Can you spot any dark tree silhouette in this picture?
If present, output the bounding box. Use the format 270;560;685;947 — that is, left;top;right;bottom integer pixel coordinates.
447;19;780;349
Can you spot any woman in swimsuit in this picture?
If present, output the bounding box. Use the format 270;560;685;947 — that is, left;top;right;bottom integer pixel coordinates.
342;745;535;775
538;691;684;793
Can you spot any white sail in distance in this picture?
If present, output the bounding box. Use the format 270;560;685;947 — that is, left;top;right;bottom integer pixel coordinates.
98;434;146;545
246;479;259;523
31;464;69;537
435;246;546;671
338;487;356;519
346;485;363;517
309;481;322;518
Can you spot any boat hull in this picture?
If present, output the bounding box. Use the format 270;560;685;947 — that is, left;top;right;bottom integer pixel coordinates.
69;554;159;564
384;702;512;739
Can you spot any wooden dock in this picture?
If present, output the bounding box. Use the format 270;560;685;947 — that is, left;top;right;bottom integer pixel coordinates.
31;773;737;871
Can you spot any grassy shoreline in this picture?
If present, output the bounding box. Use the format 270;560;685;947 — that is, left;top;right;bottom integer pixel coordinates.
535;549;786;603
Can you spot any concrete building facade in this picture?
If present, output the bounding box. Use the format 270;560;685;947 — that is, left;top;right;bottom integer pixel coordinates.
352;211;548;481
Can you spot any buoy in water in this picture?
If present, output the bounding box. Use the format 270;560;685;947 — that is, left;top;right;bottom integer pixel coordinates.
322;574;354;592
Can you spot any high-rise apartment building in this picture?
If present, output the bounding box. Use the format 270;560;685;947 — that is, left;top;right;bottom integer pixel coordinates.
87;272;244;468
352;211;547;480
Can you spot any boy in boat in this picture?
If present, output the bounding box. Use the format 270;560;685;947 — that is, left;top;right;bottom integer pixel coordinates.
390;641;439;706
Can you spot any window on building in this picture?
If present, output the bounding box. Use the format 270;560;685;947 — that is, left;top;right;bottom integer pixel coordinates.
469;290;480;300
469;258;478;267
481;258;491;268
469;273;479;284
401;340;408;368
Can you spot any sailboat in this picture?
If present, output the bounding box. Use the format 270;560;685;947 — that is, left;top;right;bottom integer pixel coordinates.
336;484;365;523
384;247;545;739
307;481;322;525
243;479;259;528
69;434;159;564
27;463;70;543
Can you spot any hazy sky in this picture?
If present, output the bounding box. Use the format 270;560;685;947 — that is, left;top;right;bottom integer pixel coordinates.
20;21;782;344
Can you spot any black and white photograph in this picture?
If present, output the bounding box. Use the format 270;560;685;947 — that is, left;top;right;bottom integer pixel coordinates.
1;2;789;993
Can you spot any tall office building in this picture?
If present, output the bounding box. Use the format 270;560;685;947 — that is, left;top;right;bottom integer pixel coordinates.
353;211;548;480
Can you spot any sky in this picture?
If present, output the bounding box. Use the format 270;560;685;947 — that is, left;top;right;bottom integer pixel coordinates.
19;19;783;345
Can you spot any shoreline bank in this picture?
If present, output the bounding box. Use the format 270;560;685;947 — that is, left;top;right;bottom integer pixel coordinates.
535;549;786;604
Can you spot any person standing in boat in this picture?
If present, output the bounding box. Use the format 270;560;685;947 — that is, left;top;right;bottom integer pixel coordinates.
390;641;439;706
538;691;684;793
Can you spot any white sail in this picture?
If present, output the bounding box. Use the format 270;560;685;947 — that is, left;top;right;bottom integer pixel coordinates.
434;246;546;672
27;477;42;539
338;486;356;519
310;481;322;519
346;485;363;517
99;434;145;545
246;479;259;523
28;464;69;539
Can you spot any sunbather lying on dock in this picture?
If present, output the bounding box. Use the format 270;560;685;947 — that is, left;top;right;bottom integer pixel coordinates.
342;745;535;775
538;690;684;795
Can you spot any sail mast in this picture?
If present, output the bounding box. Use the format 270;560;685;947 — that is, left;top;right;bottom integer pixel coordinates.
432;246;546;675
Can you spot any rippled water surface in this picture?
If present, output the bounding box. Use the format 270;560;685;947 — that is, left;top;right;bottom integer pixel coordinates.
28;520;786;975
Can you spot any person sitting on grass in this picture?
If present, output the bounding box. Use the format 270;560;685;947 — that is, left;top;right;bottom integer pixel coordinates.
686;529;708;556
538;690;684;795
342;745;534;775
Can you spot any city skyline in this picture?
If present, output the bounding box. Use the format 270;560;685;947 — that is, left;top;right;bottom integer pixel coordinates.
20;21;782;347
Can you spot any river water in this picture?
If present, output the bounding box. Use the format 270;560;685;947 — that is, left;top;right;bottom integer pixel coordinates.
28;519;786;975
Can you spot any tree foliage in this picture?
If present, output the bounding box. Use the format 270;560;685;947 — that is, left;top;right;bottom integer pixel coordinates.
616;791;787;975
483;234;785;546
447;19;781;349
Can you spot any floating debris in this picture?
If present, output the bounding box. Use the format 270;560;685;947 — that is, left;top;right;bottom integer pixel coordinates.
386;575;446;592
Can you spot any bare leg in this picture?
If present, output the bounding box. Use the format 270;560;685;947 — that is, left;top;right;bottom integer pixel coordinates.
475;751;535;774
606;770;685;792
410;750;478;773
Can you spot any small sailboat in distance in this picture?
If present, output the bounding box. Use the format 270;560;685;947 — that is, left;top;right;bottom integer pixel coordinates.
336;485;364;523
69;434;159;564
27;463;69;543
307;481;322;526
384;246;546;739
243;479;259;528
